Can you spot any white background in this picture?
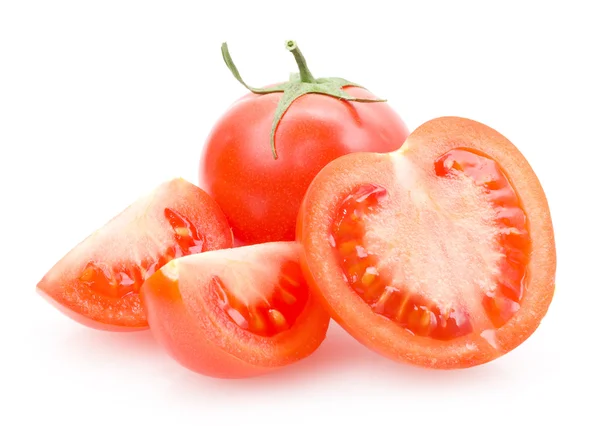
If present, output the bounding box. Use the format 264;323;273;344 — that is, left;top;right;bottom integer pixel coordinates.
1;1;598;425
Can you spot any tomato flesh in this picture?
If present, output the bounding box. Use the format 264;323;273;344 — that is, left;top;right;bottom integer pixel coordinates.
330;149;530;342
141;242;330;378
37;178;233;331
213;259;309;337
77;207;209;300
434;149;530;329
297;117;557;368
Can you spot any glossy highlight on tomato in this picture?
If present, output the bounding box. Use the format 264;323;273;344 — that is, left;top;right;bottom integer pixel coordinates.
36;178;233;331
298;116;555;369
141;242;330;378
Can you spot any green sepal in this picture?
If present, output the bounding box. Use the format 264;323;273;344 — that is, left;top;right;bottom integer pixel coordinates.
221;43;289;94
221;41;387;159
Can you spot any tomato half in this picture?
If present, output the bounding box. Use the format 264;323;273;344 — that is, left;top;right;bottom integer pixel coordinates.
37;178;233;331
141;242;330;378
199;41;409;245
297;117;556;368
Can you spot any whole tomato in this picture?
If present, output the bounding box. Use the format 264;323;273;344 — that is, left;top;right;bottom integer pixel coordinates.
199;41;409;245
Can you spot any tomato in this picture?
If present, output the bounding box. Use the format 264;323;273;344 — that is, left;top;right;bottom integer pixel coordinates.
199;41;409;245
36;178;233;331
297;117;556;369
141;241;330;378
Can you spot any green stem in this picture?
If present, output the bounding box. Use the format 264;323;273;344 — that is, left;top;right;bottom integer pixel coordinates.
220;40;387;160
285;40;316;83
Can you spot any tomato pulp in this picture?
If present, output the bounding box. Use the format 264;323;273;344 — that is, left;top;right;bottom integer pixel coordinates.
297;117;556;368
37;178;233;331
141;242;330;378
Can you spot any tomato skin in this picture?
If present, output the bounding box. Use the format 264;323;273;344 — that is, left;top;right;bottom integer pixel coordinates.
297;117;556;369
141;242;330;378
36;178;233;331
141;268;270;378
36;286;143;332
199;86;409;245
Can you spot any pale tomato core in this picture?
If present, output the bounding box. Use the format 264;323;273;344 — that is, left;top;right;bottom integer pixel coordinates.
79;208;206;299
212;259;309;337
330;149;530;340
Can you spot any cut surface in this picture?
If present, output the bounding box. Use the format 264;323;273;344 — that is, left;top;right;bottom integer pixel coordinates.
298;116;555;369
331;149;530;340
77;207;209;300
200;246;309;337
37;178;233;330
141;242;330;378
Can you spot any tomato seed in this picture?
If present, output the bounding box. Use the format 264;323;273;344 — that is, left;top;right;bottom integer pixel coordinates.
268;309;288;330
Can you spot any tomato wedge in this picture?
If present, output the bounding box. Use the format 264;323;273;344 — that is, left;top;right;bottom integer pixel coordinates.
37;178;233;331
297;117;556;369
141;242;330;378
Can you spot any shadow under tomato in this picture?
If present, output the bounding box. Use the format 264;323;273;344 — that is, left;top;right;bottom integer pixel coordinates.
168;322;513;394
57;314;515;392
257;323;510;384
62;327;162;363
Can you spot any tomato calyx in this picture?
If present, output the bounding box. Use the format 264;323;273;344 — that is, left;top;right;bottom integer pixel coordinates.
221;40;387;159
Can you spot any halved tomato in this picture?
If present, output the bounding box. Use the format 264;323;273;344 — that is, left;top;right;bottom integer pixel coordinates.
297;117;556;369
141;241;330;378
37;178;233;331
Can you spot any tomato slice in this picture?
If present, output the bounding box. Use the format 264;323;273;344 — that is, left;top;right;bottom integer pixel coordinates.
140;241;330;378
297;117;556;368
36;178;233;331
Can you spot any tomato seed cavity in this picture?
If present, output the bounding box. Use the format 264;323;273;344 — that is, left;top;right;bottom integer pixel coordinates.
164;208;205;256
212;260;309;337
79;262;141;298
77;208;207;299
331;150;531;339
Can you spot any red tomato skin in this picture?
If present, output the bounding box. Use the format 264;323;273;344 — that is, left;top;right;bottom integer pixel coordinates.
199;86;409;245
36;286;143;332
141;270;270;378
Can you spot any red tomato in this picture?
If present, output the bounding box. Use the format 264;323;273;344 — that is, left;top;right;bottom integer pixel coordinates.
199;41;409;245
297;117;556;368
37;178;233;331
141;241;330;378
